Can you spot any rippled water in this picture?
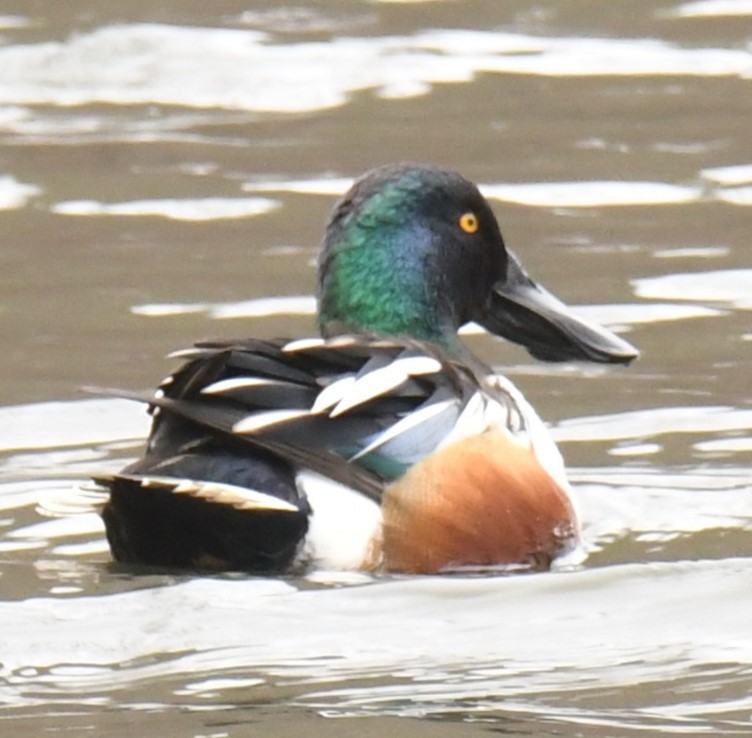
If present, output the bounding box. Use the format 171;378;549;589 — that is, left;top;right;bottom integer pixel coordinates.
1;1;751;736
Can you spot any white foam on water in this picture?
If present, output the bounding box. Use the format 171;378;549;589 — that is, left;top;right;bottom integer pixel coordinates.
716;185;752;205
131;295;317;319
0;398;149;452
671;0;752;17
0;24;750;117
701;163;752;186
52;196;279;221
481;181;703;207
554;405;752;443
245;175;706;208
0;175;40;210
633;269;752;309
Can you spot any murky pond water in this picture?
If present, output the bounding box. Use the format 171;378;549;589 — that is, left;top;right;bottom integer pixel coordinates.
1;1;751;736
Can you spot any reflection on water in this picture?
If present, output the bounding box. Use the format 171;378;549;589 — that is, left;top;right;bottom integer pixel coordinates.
0;175;39;209
245;174;712;206
2;560;752;730
52;196;280;221
634;269;752;309
673;0;752;17
1;0;751;736
1;23;751;116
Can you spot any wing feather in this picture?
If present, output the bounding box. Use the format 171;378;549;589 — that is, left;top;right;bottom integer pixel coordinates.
107;336;533;508
96;473;302;512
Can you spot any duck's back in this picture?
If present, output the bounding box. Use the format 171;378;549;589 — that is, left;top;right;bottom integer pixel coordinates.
99;336;578;573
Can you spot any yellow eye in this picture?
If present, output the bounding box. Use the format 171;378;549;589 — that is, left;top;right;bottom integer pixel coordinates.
459;212;479;234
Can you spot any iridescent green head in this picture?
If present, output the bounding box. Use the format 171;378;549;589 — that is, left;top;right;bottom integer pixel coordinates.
317;164;508;353
317;163;639;364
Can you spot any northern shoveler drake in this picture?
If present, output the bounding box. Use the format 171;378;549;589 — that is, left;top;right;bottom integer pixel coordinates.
97;163;638;575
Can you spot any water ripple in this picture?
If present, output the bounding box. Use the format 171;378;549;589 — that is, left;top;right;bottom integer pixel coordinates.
51;196;280;221
633;269;752;309
0;175;40;210
0;562;750;732
0;24;749;123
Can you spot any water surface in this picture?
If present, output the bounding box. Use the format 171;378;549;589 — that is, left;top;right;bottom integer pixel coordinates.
1;1;750;736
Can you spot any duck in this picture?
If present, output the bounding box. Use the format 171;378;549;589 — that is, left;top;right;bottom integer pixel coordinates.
97;163;638;575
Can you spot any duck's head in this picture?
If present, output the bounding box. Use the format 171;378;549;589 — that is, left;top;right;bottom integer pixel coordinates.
317;163;638;364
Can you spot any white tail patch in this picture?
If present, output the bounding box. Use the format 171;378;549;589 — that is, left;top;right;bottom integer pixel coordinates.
296;471;382;570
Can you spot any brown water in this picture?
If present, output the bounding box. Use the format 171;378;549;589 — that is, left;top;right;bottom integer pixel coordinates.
1;1;751;736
